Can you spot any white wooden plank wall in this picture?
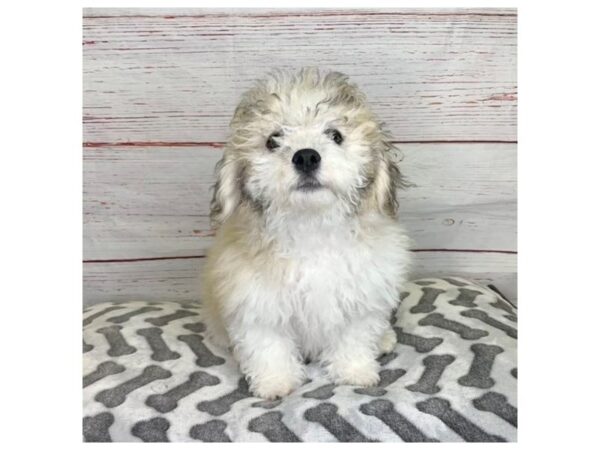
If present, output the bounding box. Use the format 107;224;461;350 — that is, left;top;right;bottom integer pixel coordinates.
83;8;517;305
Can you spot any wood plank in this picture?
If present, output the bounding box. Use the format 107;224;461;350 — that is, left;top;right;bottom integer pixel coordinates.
83;8;517;18
83;257;202;306
83;9;516;143
83;143;516;260
83;204;516;261
82;251;517;307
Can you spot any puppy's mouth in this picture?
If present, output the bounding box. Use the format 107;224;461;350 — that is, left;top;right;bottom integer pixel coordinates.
295;177;323;192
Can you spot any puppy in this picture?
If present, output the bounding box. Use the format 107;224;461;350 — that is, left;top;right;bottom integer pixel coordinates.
201;68;411;399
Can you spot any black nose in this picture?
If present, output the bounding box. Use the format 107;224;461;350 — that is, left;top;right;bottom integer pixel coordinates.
292;148;321;174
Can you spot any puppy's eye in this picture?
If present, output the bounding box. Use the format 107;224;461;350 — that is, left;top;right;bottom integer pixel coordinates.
325;128;343;145
266;132;282;151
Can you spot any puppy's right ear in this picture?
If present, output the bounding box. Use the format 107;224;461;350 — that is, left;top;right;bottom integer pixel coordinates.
209;150;241;227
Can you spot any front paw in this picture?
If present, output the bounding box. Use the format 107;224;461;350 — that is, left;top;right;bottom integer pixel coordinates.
250;374;303;400
331;361;380;387
378;326;397;355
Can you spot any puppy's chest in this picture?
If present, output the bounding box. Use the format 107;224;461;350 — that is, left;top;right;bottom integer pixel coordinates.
276;232;388;315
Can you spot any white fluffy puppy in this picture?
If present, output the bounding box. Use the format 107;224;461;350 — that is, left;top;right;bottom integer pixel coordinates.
201;68;411;399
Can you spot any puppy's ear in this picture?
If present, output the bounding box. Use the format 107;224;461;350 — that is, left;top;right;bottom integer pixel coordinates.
209;150;241;227
369;141;408;218
210;90;261;227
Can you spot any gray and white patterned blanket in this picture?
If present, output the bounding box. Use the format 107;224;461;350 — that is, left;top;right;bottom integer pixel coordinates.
82;277;517;442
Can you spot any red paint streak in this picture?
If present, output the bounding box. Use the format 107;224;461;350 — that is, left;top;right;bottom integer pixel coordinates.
85;11;517;20
393;140;517;144
484;93;518;102
84;116;160;121
84;255;205;264
83;249;516;264
83;142;224;148
105;47;185;51
412;249;517;254
83;140;516;149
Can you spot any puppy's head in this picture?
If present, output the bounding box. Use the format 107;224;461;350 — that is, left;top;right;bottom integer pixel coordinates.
210;68;405;226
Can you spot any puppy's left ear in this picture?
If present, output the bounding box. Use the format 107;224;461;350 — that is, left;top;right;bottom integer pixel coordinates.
369;141;408;218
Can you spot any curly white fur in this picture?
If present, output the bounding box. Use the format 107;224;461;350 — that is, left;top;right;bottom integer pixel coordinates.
201;68;411;399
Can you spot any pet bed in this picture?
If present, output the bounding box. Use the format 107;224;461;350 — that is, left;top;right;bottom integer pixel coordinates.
83;277;517;442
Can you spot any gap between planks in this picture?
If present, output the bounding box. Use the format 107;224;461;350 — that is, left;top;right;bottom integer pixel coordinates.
84;11;517;20
83;249;518;264
84;140;517;148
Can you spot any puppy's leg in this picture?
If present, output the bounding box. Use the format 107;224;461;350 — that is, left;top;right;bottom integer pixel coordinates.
378;324;397;355
198;304;231;349
323;315;388;387
231;327;305;400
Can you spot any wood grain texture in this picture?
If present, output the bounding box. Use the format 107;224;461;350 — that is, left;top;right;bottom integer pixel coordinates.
82;8;518;304
83;252;516;306
83;8;517;18
83;143;516;259
83;8;516;143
